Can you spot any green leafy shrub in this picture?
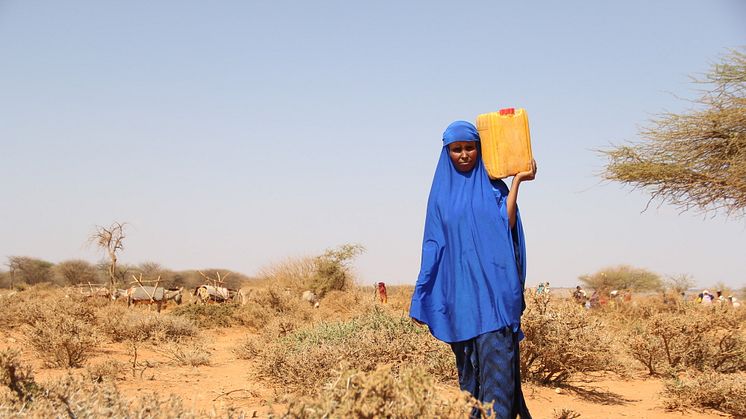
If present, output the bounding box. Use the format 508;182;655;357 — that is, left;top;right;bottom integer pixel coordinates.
310;243;365;297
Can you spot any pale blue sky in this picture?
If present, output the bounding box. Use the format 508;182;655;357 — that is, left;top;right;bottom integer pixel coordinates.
1;1;744;288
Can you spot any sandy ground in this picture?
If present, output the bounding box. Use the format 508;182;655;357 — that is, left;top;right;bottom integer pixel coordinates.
1;321;729;419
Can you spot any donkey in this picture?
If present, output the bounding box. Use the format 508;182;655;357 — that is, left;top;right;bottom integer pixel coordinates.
127;286;183;313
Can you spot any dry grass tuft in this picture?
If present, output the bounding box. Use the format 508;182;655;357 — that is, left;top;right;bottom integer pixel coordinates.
552;408;582;419
85;360;126;383
234;337;262;360
157;338;212;367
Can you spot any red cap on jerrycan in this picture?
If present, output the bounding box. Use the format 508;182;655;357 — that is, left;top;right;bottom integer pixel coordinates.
499;108;515;115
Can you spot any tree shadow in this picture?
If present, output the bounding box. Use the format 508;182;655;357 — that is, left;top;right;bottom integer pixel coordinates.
562;384;637;405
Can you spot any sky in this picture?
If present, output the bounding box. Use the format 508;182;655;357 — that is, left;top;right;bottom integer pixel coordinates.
1;1;744;289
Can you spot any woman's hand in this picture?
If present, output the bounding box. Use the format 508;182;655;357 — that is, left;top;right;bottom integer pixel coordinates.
515;159;537;183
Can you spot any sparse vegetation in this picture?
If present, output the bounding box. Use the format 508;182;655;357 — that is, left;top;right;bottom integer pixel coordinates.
662;370;746;416
256;306;453;395
157;338;212;367
172;303;238;328
0;254;742;418
626;304;746;375
520;290;621;385
22;298;100;368
283;366;492;418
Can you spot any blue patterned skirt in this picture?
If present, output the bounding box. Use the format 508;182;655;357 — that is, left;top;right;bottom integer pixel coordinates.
450;327;531;419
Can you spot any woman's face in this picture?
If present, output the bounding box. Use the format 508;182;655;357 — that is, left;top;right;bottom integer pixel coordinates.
448;141;478;172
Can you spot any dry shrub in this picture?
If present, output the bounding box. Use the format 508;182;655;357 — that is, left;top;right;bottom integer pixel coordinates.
316;288;375;319
257;307;454;395
157;338;212;367
255;244;364;298
386;284;415;312
661;370;746;416
0;374;200;418
255;256;316;293
234;337;261;360
553;408;581;419
1;286;96;329
171;303;237;328
232;302;273;331
26;316;100;368
233;285;314;332
626;304;746;375
94;303;129;339
98;309;198;343
283;366;492;418
520;290;620;385
22;299;100;368
0;349;37;404
0;354;237;418
85;360;126;383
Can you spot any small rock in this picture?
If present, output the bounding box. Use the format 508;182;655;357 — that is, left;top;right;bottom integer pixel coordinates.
554;388;562;394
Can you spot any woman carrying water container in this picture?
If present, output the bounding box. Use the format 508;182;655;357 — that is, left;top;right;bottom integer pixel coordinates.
410;120;536;418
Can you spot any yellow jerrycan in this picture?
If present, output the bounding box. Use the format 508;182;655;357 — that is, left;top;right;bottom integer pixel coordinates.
476;108;533;179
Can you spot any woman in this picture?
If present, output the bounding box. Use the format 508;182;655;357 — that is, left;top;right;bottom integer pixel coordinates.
410;120;536;418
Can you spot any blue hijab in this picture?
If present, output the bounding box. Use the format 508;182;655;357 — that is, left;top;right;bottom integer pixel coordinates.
409;121;527;343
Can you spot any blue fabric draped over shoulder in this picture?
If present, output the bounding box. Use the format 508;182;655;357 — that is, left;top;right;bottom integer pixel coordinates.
409;120;527;344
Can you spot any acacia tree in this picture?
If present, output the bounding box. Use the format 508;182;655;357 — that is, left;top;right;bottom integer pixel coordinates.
601;49;746;218
6;256;55;286
90;222;126;289
664;273;696;294
579;265;662;293
55;259;100;286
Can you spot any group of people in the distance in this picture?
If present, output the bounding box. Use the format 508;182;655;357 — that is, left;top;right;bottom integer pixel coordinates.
569;285;631;309
696;289;741;308
561;284;742;310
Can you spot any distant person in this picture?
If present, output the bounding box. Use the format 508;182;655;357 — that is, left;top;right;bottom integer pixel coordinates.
728;296;741;309
410;121;535;418
589;290;600;308
377;281;388;303
573;286;587;304
702;290;713;304
536;282;545;295
623;289;632;303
